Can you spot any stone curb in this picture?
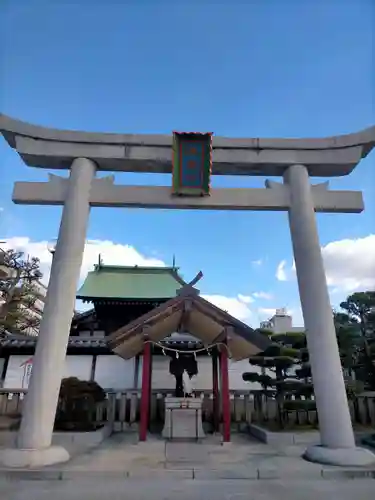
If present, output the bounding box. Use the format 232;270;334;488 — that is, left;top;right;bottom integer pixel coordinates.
194;469;258;480
248;424;320;446
0;469;64;481
321;468;375;479
0;467;374;481
128;469;193;479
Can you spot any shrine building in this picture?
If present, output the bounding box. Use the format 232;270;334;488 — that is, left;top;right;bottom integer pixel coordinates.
0;263;269;442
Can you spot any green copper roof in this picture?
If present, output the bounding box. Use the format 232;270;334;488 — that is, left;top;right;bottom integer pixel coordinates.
76;265;182;300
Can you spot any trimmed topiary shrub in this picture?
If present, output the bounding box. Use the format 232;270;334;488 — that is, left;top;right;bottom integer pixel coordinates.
54;377;106;431
242;331;316;428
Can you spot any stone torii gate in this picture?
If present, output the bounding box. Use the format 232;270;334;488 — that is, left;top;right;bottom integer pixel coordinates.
0;114;374;468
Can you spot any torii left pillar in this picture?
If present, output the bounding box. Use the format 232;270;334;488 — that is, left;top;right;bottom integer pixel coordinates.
0;158;96;468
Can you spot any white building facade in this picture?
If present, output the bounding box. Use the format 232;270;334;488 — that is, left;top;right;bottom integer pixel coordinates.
260;308;304;334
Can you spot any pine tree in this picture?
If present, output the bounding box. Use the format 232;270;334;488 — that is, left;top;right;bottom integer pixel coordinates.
0;249;43;336
335;291;375;390
242;331;316;428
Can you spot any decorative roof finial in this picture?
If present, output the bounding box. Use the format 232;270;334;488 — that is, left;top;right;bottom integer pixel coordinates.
171;269;203;296
96;253;103;270
172;254;176;269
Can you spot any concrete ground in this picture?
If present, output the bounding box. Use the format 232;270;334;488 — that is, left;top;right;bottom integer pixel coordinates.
54;432;325;479
1;433;375;498
56;433;375;478
1;432;374;480
1;477;375;500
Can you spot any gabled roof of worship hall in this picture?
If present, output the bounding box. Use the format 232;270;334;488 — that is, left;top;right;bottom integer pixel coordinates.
77;264;184;302
108;291;271;361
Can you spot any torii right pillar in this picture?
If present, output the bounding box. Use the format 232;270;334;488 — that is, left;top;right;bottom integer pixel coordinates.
284;164;375;466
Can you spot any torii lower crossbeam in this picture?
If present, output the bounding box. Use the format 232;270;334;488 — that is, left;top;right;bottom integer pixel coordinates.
12;176;364;213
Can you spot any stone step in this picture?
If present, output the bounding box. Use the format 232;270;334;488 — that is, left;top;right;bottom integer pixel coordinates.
0;466;374;481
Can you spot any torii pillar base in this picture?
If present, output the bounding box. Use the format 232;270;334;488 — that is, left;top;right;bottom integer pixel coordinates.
0;445;70;468
303;445;375;467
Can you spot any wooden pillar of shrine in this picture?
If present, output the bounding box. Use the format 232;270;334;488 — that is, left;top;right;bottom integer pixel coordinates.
220;344;231;442
212;349;220;433
139;341;151;441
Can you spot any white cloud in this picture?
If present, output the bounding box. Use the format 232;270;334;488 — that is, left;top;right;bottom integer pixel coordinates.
290;306;304;326
323;235;375;292
1;237;53;285
202;294;252;323
257;307;277;319
0;237;165;288
237;294;254;304
1;236;254;322
252;291;273;300
275;234;375;293
251;259;263;266
275;260;288;281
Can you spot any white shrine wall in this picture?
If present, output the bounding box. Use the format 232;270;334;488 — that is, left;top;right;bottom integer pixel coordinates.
149;357;175;390
94;355;135;390
1;353;269;391
149;356;264;391
3;355;93;389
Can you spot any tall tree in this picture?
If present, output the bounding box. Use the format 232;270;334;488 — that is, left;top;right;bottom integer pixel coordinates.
0;249;43;336
340;292;375;338
333;311;362;372
337;291;375;390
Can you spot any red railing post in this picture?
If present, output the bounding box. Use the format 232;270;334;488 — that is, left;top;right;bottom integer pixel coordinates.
139;342;151;441
220;345;230;442
212;350;219;432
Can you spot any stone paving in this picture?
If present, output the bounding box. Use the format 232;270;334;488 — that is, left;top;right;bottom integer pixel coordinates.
1;477;375;500
1;433;375;499
1;432;373;481
57;432;322;478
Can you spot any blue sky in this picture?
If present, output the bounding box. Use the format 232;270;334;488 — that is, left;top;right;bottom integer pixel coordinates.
0;0;374;326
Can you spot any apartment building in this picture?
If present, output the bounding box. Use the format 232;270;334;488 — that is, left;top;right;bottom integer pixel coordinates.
260;308;305;334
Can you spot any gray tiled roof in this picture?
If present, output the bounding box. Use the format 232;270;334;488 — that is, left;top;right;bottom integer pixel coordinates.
0;335;108;348
0;334;202;349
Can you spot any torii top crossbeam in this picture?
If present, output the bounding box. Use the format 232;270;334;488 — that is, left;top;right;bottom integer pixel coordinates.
1;114;374;177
